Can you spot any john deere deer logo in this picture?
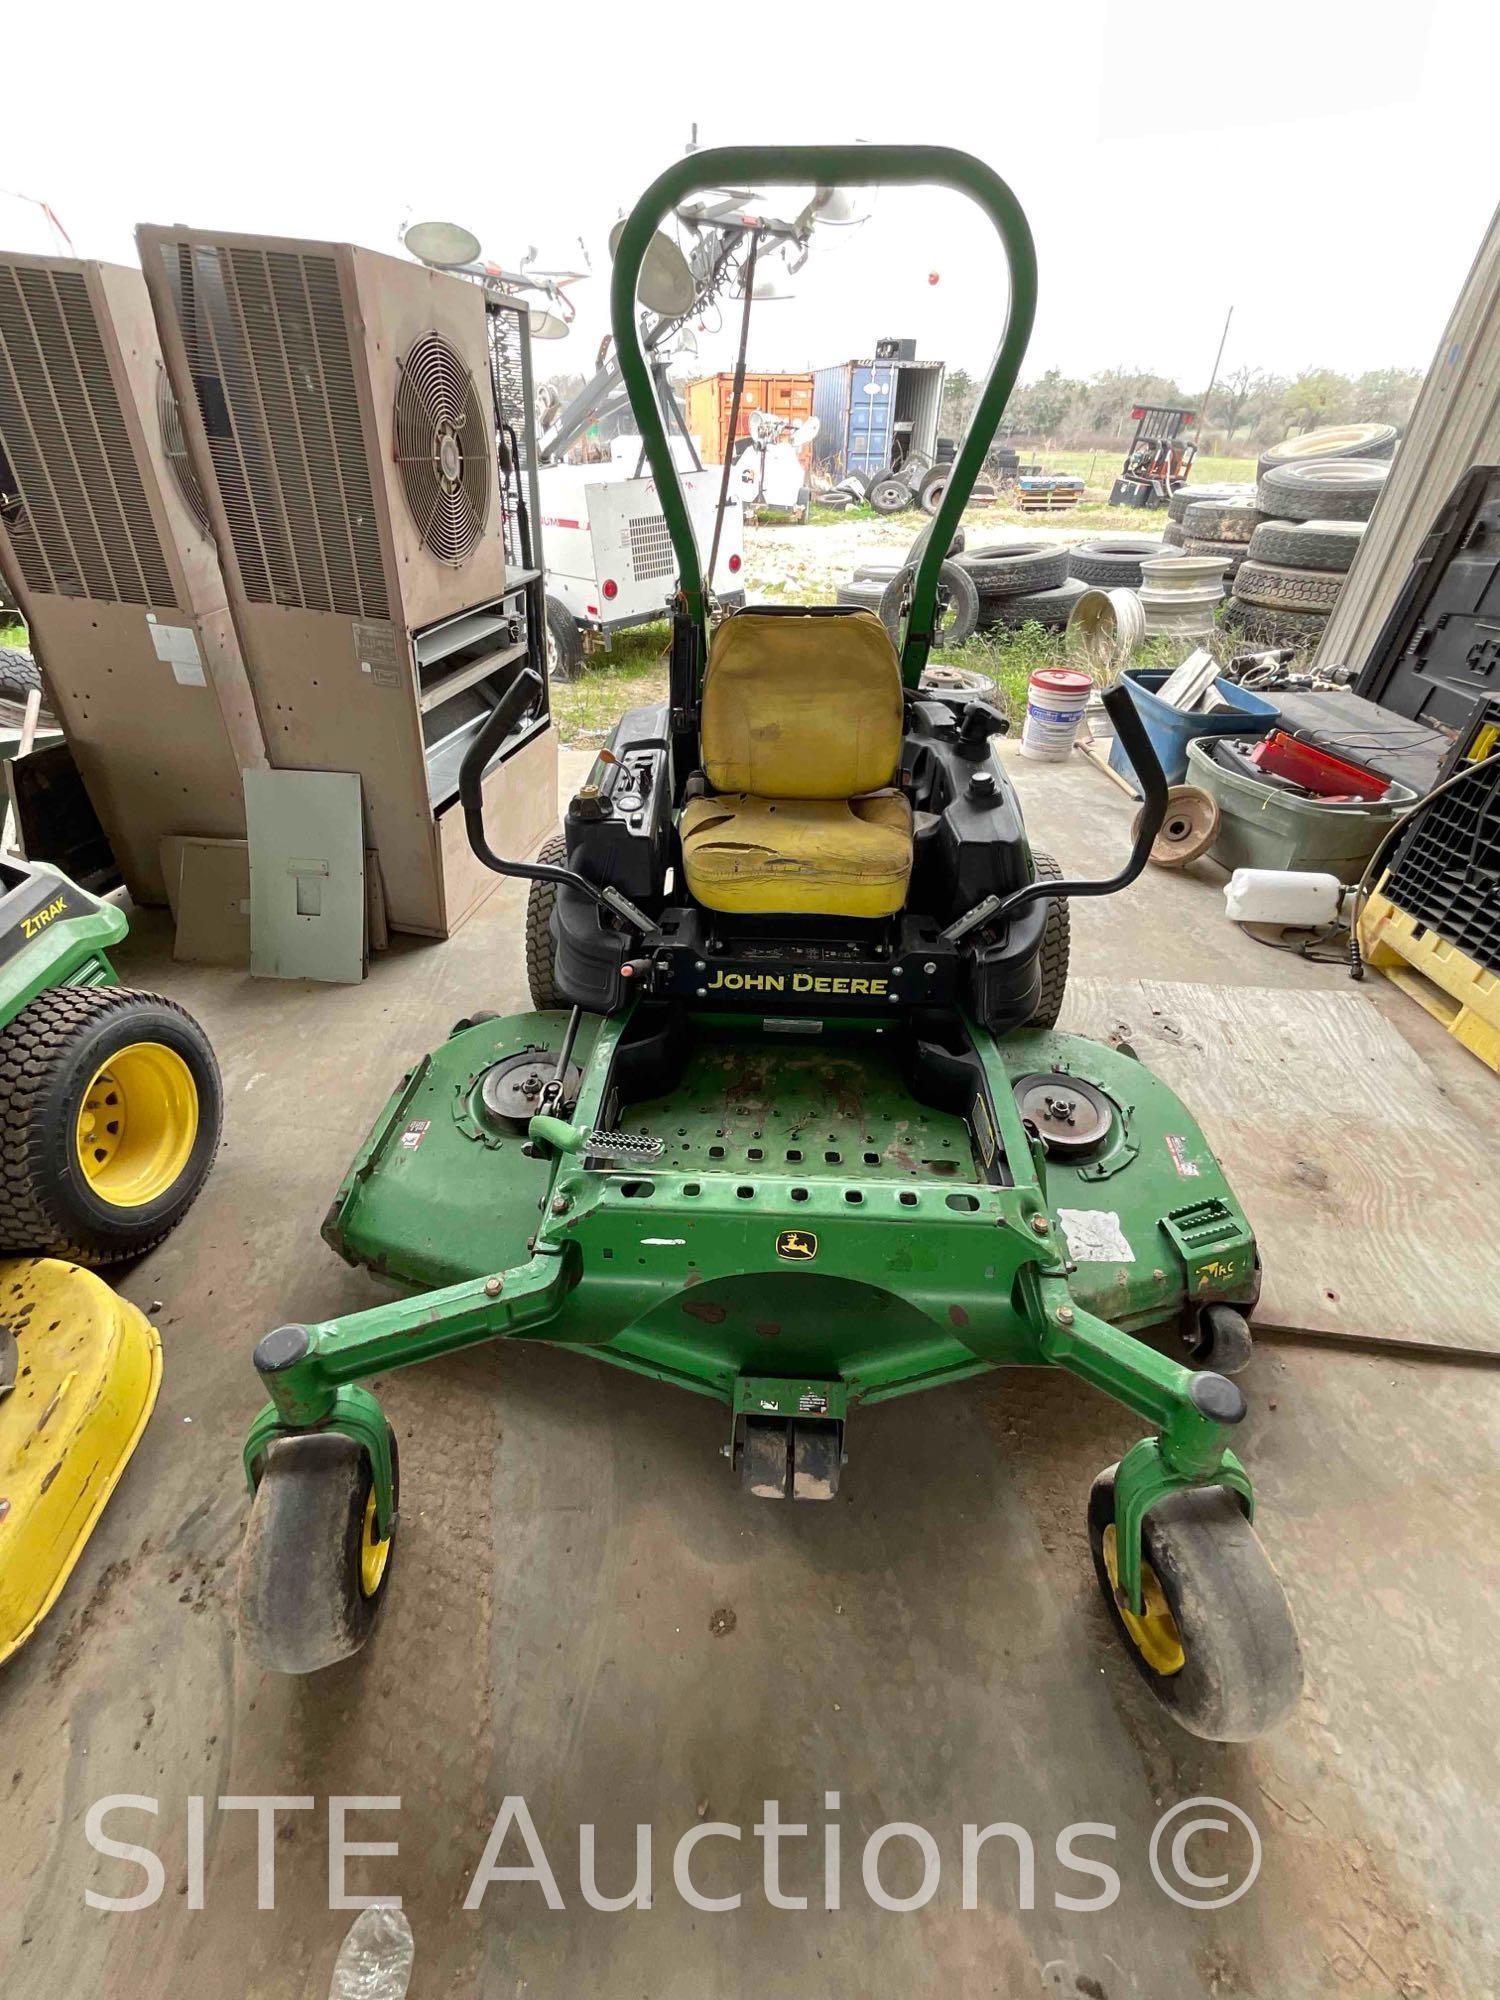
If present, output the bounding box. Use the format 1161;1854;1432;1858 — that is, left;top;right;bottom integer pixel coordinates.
776;1229;817;1262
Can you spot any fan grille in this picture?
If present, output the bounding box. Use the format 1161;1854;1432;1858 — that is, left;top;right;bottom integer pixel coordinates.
156;367;211;533
394;332;489;565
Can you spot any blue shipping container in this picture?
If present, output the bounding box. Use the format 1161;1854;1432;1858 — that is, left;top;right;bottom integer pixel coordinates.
812;358;944;480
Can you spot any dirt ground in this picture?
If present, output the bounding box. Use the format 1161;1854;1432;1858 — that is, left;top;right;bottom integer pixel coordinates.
2;749;1498;1998
748;503;1094;602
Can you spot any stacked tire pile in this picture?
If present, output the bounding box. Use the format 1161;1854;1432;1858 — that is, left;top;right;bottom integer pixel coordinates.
1225;429;1396;649
836;534;1089;639
956;542;1089;630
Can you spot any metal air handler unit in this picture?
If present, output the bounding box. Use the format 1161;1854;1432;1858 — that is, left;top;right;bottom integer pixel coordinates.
0;252;264;904
138;225;556;938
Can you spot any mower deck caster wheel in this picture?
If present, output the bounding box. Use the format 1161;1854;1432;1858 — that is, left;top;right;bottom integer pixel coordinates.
739;1416;790;1498
791;1419;842;1501
239;1426;399;1673
1087;1466;1302;1741
1185;1302;1253;1375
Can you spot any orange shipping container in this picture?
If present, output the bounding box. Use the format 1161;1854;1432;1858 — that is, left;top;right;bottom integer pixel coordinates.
684;371;815;462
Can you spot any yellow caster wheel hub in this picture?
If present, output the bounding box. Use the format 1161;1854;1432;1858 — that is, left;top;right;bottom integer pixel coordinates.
1103;1522;1186;1676
359;1489;392;1597
75;1041;199;1208
0;1258;162;1663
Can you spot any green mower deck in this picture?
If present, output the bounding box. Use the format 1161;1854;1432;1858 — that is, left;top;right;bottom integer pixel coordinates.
248;1005;1258;1619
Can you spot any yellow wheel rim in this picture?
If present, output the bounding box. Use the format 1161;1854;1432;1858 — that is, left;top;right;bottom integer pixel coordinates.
1103;1523;1186;1676
74;1042;199;1209
359;1490;392;1597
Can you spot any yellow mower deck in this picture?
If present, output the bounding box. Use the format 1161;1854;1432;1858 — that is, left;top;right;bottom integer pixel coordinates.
0;1259;161;1664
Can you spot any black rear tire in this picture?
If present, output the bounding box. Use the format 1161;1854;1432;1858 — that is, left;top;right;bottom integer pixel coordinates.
1029;850;1070;1028
0;984;221;1263
0;644;43;703
1088;1466;1303;1741
239;1428;399;1673
525;833;568;1010
544;596;583;683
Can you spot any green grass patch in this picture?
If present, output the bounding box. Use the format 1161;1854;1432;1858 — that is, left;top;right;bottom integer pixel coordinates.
549;622;672;744
1032;448;1256;488
0;621;26;650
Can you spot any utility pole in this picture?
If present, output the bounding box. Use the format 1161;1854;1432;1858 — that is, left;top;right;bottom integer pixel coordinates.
1198;305;1233;446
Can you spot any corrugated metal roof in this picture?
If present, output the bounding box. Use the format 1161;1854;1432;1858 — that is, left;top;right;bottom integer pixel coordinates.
1318;203;1500;672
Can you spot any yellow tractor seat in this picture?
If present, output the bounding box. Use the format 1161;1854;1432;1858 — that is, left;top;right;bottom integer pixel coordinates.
681;606;914;918
680;790;913;917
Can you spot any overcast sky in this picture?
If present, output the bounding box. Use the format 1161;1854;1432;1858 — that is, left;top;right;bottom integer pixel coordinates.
6;0;1497;398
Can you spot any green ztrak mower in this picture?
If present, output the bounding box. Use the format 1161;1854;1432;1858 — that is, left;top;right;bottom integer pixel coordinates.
238;146;1302;1741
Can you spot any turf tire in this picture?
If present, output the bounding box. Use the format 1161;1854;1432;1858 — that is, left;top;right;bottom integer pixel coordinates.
0;984;221;1263
1029;850;1070;1029
525;833;568;1010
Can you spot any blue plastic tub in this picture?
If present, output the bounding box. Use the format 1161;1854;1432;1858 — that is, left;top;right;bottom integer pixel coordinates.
1107;668;1280;794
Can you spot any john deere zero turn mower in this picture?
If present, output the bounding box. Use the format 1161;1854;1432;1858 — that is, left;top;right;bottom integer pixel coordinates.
238;147;1302;1740
0;853;221;1660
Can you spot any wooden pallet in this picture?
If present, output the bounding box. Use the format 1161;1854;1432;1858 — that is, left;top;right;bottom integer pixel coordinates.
1359;888;1500;1072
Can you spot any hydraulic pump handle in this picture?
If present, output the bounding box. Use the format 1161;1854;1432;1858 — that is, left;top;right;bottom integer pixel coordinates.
610;146;1037;689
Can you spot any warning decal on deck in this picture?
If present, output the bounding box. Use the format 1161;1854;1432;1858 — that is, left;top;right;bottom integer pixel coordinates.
1057;1208;1135;1264
1165;1133;1201;1177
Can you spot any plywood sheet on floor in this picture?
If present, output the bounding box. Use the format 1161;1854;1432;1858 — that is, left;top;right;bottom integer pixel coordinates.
1063;977;1496;1351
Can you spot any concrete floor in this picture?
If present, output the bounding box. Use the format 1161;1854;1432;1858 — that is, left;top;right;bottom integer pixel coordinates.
4;744;1499;1999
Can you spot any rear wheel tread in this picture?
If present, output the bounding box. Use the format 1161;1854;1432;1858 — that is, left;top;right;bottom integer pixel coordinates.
0;984;221;1263
525;832;569;1010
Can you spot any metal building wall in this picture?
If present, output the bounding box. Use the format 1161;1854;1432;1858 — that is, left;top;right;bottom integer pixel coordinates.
1318;203;1500;671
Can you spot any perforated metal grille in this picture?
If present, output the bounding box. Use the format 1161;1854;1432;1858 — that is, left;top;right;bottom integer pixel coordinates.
154;238;388;619
627;512;674;580
0;262;176;606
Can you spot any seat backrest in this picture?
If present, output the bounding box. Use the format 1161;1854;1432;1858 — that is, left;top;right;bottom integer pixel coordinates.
699;608;903;800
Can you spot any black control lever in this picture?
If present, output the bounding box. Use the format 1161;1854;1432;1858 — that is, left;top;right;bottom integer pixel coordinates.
941;681;1169;940
457;669;657;936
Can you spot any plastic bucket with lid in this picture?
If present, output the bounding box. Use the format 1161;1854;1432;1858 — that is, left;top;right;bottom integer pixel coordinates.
1020;666;1092;760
